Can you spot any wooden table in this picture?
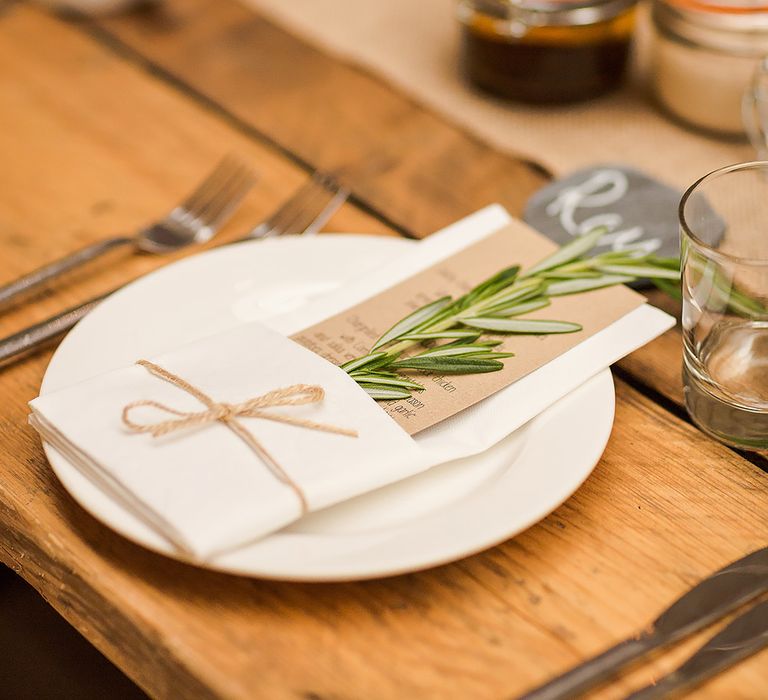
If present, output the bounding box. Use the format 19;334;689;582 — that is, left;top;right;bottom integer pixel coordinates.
1;2;766;698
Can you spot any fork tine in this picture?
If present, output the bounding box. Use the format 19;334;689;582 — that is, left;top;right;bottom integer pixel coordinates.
169;158;255;241
179;155;240;213
191;164;256;230
208;171;257;230
249;173;343;239
278;175;347;236
258;175;328;235
182;158;253;222
298;185;350;236
267;176;337;235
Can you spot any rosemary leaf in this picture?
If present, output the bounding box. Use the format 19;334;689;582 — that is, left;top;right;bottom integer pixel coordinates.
481;298;551;317
351;374;425;390
414;344;501;358
349;369;399;378
646;255;681;270
541;270;603;280
443;332;484;346
597;248;650;261
390;356;505;374
474;279;545;311
360;384;414;401
462;351;516;359
457;265;520;309
546;275;634;296
340;352;389;373
687;257;766;317
399;330;483;342
651;278;682;300
722;287;767;317
409;303;461;334
462;317;582;334
522;226;607;278
371;296;452;351
596;264;681;280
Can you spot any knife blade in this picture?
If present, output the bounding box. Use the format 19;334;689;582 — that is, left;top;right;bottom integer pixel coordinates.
516;547;768;700
625;598;768;699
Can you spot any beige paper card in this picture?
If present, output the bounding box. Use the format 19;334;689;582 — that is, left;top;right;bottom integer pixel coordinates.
292;221;645;435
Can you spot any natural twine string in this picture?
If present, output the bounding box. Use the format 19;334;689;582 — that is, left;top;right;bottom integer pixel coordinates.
122;360;358;513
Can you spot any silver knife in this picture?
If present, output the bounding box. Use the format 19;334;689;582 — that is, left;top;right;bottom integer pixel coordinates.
516;547;768;700
625;598;768;699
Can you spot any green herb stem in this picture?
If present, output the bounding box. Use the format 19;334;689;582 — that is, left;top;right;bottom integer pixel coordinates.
342;228;681;399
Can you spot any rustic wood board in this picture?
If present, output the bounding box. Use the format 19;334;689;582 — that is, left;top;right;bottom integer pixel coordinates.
89;0;550;236
0;3;766;698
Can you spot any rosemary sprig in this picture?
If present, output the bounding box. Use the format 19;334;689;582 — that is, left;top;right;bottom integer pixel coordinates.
343;228;681;400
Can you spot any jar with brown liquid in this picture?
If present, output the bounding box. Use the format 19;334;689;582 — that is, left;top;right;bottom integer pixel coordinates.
457;0;637;104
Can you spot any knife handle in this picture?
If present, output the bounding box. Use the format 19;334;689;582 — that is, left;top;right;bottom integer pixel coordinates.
517;636;655;700
0;294;108;367
0;237;132;311
624;599;768;700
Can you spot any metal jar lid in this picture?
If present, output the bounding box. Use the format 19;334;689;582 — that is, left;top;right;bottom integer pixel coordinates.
652;0;768;54
457;0;638;29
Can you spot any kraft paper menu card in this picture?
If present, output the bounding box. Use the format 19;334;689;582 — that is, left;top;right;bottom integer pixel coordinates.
292;220;645;435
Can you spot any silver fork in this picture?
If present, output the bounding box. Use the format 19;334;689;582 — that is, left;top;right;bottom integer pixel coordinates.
246;172;348;239
0;155;256;310
0;172;349;368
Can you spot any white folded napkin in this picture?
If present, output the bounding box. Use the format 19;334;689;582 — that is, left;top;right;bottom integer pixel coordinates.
30;323;421;556
30;206;675;559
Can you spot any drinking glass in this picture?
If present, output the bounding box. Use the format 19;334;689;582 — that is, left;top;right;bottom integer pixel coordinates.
744;57;768;159
680;161;768;451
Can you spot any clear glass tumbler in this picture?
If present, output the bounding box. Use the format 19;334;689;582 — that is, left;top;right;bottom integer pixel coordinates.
744;57;768;159
681;161;768;451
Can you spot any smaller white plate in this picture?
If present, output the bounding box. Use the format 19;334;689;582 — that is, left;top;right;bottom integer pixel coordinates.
40;235;615;580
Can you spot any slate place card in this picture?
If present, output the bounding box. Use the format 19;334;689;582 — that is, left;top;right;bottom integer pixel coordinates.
524;165;691;288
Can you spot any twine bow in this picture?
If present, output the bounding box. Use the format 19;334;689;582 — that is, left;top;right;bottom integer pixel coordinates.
122;360;358;512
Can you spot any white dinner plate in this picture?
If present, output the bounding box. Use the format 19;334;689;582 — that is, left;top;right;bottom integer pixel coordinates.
40;235;615;581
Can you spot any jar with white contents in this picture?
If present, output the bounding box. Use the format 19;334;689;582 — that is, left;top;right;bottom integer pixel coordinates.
651;0;768;138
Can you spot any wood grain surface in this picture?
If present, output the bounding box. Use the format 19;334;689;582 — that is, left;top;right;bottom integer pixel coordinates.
0;2;766;699
90;0;550;236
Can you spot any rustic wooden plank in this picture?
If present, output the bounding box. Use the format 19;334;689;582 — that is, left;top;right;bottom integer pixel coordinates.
1;5;766;700
83;0;702;412
85;0;549;239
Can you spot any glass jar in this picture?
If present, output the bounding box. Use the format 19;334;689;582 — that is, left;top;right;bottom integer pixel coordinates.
456;0;637;104
745;57;768;156
651;0;768;138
